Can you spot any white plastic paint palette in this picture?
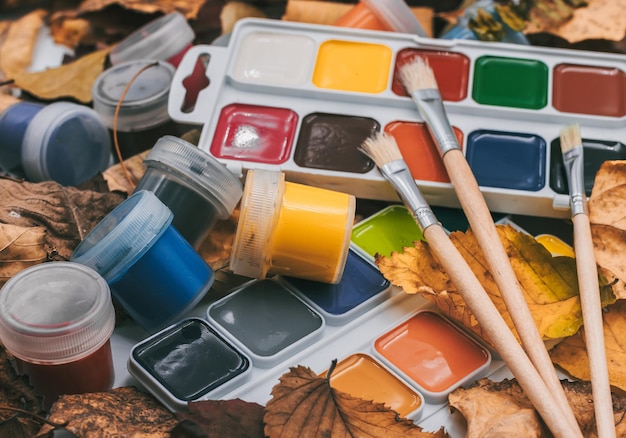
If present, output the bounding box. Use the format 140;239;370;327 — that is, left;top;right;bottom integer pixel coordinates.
169;18;626;219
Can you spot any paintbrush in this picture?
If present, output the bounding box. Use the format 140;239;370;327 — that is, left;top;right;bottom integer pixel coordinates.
360;132;580;438
560;123;615;438
399;57;582;435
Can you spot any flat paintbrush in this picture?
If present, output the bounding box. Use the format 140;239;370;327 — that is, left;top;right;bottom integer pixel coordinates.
360;132;580;438
560;123;615;438
399;57;582;435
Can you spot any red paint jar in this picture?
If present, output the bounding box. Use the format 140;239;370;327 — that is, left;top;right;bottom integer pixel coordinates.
0;262;116;409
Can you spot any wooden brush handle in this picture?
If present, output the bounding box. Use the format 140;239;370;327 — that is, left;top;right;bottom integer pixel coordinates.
443;149;582;435
572;213;615;437
423;224;580;438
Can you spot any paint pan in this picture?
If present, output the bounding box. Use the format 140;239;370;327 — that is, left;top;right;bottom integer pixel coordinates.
322;353;424;420
128;317;251;411
373;310;491;403
206;278;325;368
168;18;626;219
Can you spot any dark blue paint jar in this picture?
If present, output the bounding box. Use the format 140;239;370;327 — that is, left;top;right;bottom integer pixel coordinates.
70;190;214;332
0;102;43;175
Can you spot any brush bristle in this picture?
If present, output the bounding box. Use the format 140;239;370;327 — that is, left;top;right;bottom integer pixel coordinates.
560;123;582;154
399;57;438;93
360;132;403;168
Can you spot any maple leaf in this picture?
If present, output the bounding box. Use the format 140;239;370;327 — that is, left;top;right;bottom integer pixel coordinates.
449;378;626;437
376;223;616;345
264;363;447;438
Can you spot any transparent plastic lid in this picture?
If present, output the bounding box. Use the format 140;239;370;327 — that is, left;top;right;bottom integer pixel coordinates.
362;0;427;36
143;136;243;219
109;12;195;65
230;169;284;279
71;190;173;283
21;101;112;186
0;262;115;363
92;60;175;131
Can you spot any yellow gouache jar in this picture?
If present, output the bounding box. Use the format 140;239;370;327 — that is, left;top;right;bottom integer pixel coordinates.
230;169;355;284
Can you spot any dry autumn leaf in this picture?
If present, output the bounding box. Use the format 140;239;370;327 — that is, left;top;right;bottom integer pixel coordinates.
264;363;447;438
0;178;124;266
11;47;110;103
35;386;178;437
589;160;626;299
375;224;616;345
0;9;46;80
449;378;626;437
551;299;626;393
0;223;47;285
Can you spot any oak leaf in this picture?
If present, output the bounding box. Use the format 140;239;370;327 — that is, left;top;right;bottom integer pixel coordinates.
449;378;626;438
375;224;615;345
11;47;110;103
264;363;447;438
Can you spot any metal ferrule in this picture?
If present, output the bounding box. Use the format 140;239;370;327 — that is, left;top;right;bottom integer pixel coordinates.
562;146;588;216
381;160;439;230
411;88;461;156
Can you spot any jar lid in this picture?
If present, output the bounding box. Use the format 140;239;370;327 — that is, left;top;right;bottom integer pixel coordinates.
361;0;427;36
230;169;284;279
21;101;112;186
143;136;243;219
92;60;174;131
109;12;195;65
71;190;173;283
0;262;115;363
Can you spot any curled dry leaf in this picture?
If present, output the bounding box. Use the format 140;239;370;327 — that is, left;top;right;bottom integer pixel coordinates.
0;223;47;285
0;9;46;80
11;47;110;103
375;224;616;346
589;160;626;298
264;364;447;438
0;178;124;264
36;386;178;437
449;378;626;438
551;299;626;393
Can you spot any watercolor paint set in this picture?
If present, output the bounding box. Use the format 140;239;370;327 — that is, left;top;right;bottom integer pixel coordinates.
168;17;626;219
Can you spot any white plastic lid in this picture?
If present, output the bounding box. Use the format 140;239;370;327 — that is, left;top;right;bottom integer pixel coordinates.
21;101;112;186
143;136;243;219
0;262;115;364
109;12;195;65
70;190;173;283
230;169;284;279
92;60;175;131
362;0;428;36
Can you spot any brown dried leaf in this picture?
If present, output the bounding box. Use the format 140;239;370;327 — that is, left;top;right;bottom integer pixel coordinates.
449;378;626;437
0;223;47;284
0;178;125;264
375;224;615;345
36;386;178;437
11;47;110;103
264;364;447;438
172;398;265;438
551;299;626;393
0;10;46;80
102;150;150;195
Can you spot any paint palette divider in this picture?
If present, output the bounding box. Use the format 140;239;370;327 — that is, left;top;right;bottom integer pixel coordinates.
168;17;626;219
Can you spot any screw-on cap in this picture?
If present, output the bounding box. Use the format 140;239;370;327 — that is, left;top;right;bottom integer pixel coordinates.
143;136;243;219
0;262;115;364
109;12;195;65
92;60;174;131
230;169;284;279
71;190;173;283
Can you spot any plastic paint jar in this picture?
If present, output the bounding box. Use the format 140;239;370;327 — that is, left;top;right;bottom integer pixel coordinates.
92;60;185;160
230;169;356;284
0;262;116;409
109;12;207;111
134;136;243;248
334;0;427;36
70;190;214;332
0;101;113;185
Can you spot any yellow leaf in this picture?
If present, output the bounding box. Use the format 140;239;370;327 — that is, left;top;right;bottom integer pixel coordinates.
264;364;447;438
11;47;110;103
376;224;616;345
0;223;47;286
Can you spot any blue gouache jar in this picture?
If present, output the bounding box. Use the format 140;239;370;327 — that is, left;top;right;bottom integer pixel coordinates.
70;190;214;332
